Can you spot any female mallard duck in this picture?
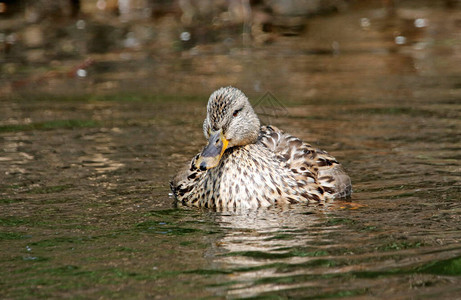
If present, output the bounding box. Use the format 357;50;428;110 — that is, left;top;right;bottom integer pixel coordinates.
171;87;351;210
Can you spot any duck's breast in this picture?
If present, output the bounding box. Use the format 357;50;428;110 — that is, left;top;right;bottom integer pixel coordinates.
209;144;297;209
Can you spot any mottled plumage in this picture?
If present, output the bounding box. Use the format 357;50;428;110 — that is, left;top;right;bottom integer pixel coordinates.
170;87;351;210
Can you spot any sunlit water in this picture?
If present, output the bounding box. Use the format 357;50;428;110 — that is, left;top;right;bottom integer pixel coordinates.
1;3;461;299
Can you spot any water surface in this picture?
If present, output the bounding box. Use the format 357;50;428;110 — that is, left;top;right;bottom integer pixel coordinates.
1;2;461;299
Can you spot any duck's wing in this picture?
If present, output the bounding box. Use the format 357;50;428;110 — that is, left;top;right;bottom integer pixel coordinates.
259;125;352;199
170;154;204;204
315;149;352;198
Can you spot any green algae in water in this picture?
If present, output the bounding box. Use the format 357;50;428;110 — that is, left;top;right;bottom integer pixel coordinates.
377;241;424;252
0;198;26;204
418;256;461;276
0;232;29;240
0;217;29;226
135;220;203;236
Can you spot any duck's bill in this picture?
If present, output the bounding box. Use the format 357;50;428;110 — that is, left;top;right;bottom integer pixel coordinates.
195;130;229;171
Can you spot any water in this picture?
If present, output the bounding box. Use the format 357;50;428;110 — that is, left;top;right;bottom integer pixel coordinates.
1;2;461;299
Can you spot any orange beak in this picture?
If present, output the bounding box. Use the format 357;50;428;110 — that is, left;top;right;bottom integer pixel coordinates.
195;129;229;170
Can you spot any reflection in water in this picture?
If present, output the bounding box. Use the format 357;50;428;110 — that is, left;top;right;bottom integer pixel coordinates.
1;133;33;176
79;129;124;173
210;207;328;297
0;102;33;177
201;204;461;298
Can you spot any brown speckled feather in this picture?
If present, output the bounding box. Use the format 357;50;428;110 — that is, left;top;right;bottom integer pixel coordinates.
259;125;352;199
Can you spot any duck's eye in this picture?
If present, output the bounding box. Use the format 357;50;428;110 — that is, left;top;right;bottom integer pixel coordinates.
233;108;242;117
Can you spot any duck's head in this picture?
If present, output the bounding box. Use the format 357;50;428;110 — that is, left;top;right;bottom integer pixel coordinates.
195;87;260;171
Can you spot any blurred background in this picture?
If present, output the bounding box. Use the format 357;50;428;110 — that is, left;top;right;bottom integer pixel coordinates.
1;0;460;99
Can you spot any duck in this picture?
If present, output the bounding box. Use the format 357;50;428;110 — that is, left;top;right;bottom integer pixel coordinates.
170;87;351;210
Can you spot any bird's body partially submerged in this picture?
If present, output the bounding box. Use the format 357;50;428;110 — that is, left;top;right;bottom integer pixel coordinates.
170;87;351;210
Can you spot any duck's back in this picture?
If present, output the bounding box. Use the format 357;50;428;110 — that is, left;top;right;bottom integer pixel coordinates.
259;125;352;199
